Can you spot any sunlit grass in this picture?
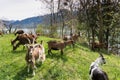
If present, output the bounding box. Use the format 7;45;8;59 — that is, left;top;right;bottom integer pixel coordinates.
0;34;120;80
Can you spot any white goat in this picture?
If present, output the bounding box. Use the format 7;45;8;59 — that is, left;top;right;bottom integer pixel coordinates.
89;53;109;80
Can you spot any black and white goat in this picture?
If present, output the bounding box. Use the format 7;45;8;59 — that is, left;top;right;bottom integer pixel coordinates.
89;53;109;80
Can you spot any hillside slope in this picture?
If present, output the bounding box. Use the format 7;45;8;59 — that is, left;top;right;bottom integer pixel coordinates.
0;34;120;80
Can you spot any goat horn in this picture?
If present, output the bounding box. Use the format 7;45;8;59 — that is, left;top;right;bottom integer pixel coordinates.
32;38;35;45
27;38;31;44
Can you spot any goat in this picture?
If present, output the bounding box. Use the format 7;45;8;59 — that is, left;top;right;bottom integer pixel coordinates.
14;30;24;36
36;33;40;36
63;35;72;41
89;53;109;80
0;31;3;36
63;32;80;43
91;42;107;50
71;32;80;43
25;41;45;76
47;40;74;55
11;33;37;50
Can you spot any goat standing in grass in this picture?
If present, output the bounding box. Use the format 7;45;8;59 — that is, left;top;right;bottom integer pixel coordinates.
47;40;74;55
91;42;107;51
0;31;3;36
71;32;80;43
63;35;72;41
89;53;109;80
25;41;45;76
63;32;80;42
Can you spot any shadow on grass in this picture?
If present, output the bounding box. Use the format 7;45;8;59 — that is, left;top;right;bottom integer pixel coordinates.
46;51;68;63
74;42;91;52
75;42;110;55
12;66;33;80
11;50;26;54
42;61;65;80
12;60;43;80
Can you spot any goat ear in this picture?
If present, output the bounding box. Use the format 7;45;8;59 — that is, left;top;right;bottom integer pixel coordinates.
25;44;30;49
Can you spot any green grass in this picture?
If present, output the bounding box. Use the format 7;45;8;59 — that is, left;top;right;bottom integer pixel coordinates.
0;34;120;80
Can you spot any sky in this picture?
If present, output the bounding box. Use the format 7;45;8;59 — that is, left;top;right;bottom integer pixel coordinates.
0;0;50;20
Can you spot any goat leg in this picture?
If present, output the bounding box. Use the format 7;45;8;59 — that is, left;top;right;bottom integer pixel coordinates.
23;45;25;50
11;36;19;45
32;65;37;76
61;50;63;55
32;70;35;76
31;63;36;76
27;64;30;73
41;54;45;64
13;42;21;50
48;49;52;55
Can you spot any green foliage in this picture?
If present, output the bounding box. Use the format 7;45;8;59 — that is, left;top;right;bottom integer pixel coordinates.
49;25;58;38
36;24;44;35
0;34;120;80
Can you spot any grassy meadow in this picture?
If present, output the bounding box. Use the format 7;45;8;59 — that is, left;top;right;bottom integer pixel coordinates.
0;34;120;80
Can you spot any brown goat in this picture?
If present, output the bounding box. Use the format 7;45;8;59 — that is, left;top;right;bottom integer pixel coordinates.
14;30;24;36
25;41;45;76
0;32;3;36
91;42;106;50
71;33;80;42
63;35;72;41
47;40;74;55
36;33;40;36
63;32;80;43
11;33;37;50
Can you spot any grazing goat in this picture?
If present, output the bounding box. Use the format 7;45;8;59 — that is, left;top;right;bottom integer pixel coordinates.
89;53;109;80
47;40;74;55
11;34;37;50
25;41;45;76
14;30;24;36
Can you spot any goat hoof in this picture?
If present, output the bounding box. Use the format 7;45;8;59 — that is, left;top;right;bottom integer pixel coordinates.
32;72;35;76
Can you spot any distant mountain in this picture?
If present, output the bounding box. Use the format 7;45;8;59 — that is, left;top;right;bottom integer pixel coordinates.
1;9;76;29
11;16;44;28
2;20;15;26
1;16;44;29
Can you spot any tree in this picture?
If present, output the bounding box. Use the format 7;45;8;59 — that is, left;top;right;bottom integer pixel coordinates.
77;0;120;51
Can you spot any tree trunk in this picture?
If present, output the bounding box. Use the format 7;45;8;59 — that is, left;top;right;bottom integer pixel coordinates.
91;27;95;50
105;28;109;48
97;0;104;43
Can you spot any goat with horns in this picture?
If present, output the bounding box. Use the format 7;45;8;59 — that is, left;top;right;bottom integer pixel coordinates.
25;41;45;76
89;53;109;80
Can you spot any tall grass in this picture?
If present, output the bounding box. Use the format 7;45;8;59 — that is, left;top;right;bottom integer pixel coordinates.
0;34;120;80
